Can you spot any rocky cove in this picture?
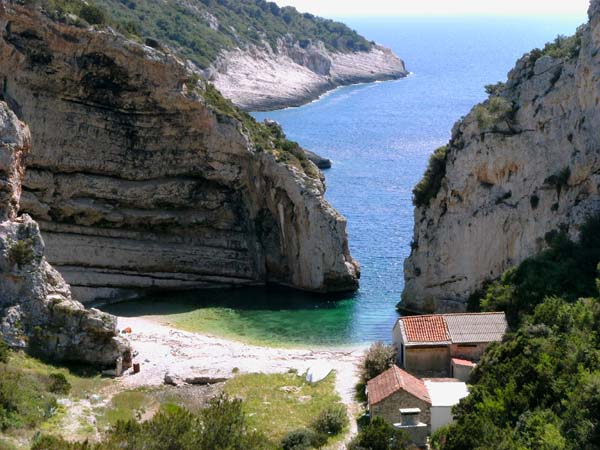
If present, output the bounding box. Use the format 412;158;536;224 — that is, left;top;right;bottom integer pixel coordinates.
1;0;599;448
0;4;361;306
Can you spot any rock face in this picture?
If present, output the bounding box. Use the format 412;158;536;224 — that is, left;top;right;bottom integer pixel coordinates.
402;2;600;313
0;101;131;368
211;41;408;111
0;5;359;303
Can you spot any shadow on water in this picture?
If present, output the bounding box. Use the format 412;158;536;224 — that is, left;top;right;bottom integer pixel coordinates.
101;286;364;347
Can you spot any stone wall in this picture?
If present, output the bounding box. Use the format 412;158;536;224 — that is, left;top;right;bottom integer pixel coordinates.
405;346;450;377
370;391;431;428
450;343;489;361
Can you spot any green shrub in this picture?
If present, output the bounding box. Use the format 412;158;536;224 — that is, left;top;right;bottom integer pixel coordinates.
412;145;449;208
281;428;325;450
0;366;57;431
79;3;106;25
0;341;8;364
474;97;513;130
8;239;34;268
311;404;347;436
534;32;583;61
33;395;274;449
484;82;506;96
476;215;600;323
361;342;397;383
47;373;71;395
348;417;411;450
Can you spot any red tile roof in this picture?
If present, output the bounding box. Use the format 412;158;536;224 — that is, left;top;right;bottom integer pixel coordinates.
451;358;476;367
367;365;431;406
402;315;450;343
396;312;507;345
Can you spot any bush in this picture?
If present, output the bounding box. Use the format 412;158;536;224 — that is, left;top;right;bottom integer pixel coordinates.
0;366;57;431
348;417;411;450
33;394;273;449
537;32;582;61
79;3;106;25
474;97;513;130
477;215;600;323
0;341;8;364
47;373;71;395
311;404;347;436
8;239;34;268
361;342;397;383
281;428;326;450
412;145;449;208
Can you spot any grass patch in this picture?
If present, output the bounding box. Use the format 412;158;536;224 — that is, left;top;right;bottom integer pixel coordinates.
7;352;107;400
95;390;154;429
224;372;345;443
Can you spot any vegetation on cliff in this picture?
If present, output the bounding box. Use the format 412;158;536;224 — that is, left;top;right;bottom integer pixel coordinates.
29;0;373;68
412;145;449;208
434;216;600;450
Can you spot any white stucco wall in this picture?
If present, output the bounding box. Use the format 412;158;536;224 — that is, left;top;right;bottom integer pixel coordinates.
430;405;454;432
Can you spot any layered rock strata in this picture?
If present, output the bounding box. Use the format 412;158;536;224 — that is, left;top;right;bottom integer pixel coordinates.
0;101;131;368
211;41;408;111
402;2;600;312
0;5;359;303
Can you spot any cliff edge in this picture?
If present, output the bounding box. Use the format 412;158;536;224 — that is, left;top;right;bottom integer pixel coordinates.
402;1;600;313
210;41;407;111
0;5;359;303
0;101;131;367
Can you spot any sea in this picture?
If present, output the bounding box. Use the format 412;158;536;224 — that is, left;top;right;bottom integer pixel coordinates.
105;14;586;347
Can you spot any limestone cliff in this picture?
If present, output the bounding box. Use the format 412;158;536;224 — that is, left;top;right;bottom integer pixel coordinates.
0;101;131;367
0;5;359;303
402;2;600;313
210;41;407;111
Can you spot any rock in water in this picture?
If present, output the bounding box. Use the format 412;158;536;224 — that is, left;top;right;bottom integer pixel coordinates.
402;1;600;313
0;101;131;368
0;5;359;303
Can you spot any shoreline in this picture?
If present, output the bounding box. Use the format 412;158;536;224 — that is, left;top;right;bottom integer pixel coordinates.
247;72;409;112
212;44;408;112
252;72;415;114
116;316;366;405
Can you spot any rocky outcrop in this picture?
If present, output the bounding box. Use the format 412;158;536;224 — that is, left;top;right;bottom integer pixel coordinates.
402;2;600;313
0;5;359;303
0;101;131;368
210;40;408;111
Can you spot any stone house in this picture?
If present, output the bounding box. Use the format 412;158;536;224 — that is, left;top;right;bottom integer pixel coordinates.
367;366;469;434
367;365;432;426
392;312;507;376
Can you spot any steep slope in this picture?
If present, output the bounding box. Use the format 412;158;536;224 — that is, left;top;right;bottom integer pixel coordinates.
0;4;359;303
402;3;600;313
0;101;131;368
37;0;408;110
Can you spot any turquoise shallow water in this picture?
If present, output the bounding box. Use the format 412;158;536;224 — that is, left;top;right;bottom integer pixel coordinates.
105;15;585;346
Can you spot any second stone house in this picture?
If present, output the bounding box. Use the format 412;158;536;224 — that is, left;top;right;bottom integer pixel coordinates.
367;365;469;434
392;312;507;377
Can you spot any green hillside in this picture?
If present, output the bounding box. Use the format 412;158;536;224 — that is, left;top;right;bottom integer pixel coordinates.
36;0;374;68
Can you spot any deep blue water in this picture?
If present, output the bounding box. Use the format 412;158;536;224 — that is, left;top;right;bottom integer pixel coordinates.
252;15;585;341
107;15;586;346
